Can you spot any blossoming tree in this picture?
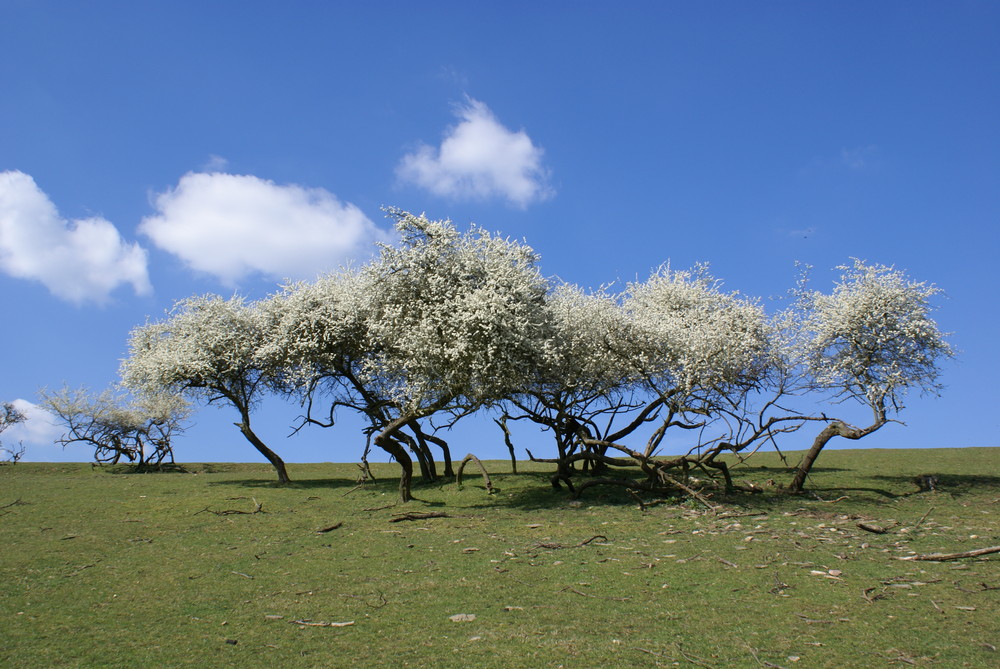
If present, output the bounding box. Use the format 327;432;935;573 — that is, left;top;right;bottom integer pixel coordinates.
783;260;953;491
121;295;291;482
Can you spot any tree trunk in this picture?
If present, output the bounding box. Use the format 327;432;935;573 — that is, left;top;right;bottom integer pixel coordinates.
410;421;454;478
235;419;290;484
398;430;434;482
375;429;414;503
788;418;885;493
494;417;517;474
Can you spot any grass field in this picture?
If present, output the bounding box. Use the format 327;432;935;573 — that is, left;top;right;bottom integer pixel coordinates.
1;448;998;668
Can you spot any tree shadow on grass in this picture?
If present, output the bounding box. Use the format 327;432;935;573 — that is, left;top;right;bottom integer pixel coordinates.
98;463;195;475
869;473;1000;497
207;476;372;492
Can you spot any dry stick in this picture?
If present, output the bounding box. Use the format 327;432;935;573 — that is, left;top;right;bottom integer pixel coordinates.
745;642;789;669
196;498;263;516
857;521;897;534
914;506;935;529
625;488;650;511
363;503;395;512
389;511;450;522
898;545;1000;561
810;492;849;504
677;643;717;669
575;534;608;547
316;522;343;533
290;619;355;627
658;474;718;512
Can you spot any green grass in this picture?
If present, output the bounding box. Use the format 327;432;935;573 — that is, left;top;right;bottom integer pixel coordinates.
1;448;998;668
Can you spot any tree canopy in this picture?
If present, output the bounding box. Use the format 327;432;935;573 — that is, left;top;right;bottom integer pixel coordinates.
117;213;953;502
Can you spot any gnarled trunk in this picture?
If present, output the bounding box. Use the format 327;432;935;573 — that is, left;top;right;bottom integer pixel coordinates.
788;417;885;492
375;429;414;502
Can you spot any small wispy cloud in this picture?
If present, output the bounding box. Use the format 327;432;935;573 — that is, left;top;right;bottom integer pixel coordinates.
0;171;151;304
397;98;554;209
140;171;390;285
202;154;230;172
840;145;881;171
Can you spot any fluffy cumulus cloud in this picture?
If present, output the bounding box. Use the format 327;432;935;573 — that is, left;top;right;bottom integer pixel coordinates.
140;172;390;284
397;98;553;208
0;171;151;304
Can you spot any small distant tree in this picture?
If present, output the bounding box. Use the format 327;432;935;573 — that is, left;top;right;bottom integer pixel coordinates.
0;402;27;463
40;387;189;468
121;295;291;482
783;260;953;491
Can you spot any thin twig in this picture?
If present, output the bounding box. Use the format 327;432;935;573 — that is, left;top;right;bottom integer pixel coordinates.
913;506;935;529
290;619;355;627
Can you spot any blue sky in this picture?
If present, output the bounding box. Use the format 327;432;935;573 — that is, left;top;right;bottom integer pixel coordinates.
2;1;998;465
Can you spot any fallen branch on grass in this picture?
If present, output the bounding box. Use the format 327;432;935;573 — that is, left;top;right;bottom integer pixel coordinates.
316;522;343;533
857;521;898;534
389;511;450;523
898;545;1000;562
196;498;263;516
290;619;355;627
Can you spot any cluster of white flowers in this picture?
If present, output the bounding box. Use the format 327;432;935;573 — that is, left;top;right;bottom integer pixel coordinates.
799;259;952;407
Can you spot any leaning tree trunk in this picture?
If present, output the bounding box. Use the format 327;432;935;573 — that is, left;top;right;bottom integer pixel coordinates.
410;420;454;477
788;418;885;492
235;412;290;484
375;416;416;502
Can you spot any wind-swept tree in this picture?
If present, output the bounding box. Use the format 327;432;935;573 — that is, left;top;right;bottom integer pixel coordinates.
350;210;551;501
262;268;402;474
599;265;770;488
784;260;953;491
40;386;189;468
504;282;646;483
121;295;292;482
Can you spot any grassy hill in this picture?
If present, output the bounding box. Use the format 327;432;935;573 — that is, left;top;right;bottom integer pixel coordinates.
2;448;998;667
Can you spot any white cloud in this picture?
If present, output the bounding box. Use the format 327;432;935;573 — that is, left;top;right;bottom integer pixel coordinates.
0;171;151;304
397;98;553;208
3;399;62;448
140;172;389;284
